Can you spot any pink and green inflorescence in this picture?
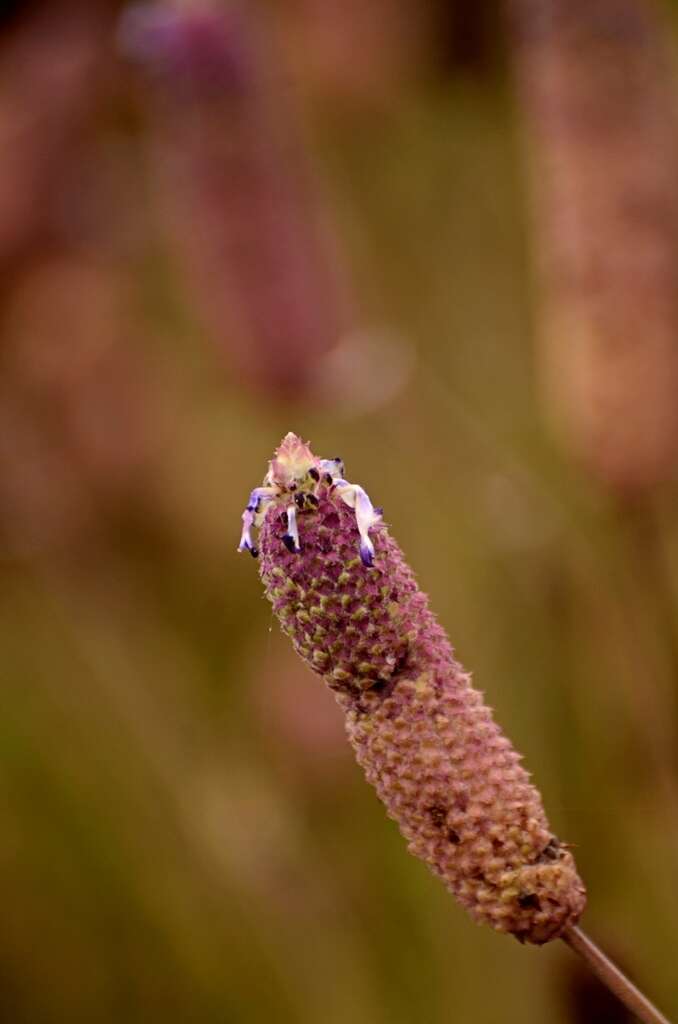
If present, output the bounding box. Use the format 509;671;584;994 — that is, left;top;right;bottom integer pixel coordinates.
239;433;586;944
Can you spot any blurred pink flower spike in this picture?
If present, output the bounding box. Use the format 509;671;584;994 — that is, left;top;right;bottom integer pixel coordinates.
120;0;357;403
118;1;250;97
0;4;109;270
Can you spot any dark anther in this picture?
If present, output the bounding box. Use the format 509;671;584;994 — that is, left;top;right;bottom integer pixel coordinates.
249;546;259;558
282;535;297;553
334;456;342;463
427;804;447;829
517;893;540;910
447;829;460;845
294;493;305;509
324;473;333;484
391;651;409;678
288;481;297;491
369;677;397;699
309;467;320;481
307;493;319;506
537;837;560;863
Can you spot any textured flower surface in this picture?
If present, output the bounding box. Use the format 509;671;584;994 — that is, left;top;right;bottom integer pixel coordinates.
243;434;586;944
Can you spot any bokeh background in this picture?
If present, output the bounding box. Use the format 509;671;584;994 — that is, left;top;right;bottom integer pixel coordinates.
2;1;678;1021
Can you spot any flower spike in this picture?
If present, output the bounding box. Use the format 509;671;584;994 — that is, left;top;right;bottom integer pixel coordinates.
241;435;586;945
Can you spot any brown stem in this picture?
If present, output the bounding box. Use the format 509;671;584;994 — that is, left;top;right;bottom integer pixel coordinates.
562;925;672;1024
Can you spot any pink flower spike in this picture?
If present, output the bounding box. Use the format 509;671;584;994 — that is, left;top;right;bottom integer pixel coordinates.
242;435;587;945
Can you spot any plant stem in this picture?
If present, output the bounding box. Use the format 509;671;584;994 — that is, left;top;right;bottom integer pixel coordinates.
562;925;672;1024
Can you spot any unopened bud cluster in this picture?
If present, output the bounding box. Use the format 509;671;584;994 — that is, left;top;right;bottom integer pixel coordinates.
245;435;586;943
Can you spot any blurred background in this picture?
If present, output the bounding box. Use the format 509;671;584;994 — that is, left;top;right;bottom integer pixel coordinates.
1;0;678;1021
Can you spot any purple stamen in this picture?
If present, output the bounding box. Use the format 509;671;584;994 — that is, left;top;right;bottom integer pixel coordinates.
333;481;380;567
282;503;300;552
238;506;255;553
359;540;375;568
